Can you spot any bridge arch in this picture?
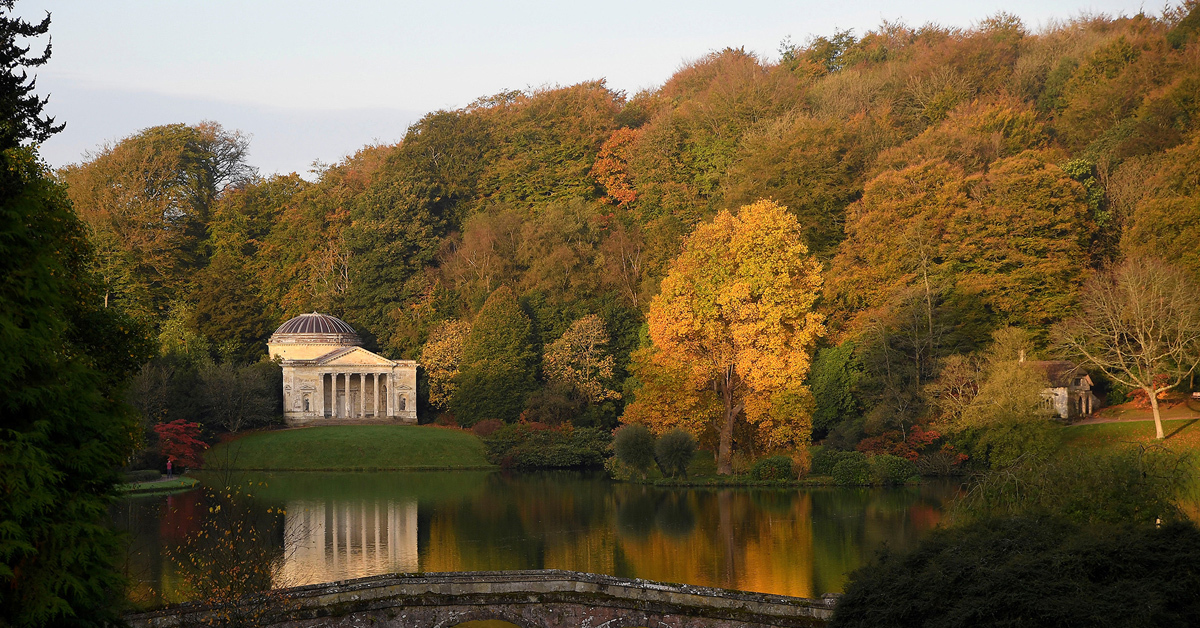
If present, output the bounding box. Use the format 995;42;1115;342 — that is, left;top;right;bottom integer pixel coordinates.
126;570;835;628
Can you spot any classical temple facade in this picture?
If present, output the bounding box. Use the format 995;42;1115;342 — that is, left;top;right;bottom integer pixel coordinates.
268;313;418;426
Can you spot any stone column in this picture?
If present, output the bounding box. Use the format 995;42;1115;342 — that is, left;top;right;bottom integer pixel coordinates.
388;372;396;417
374;373;380;418
317;372;325;418
358;373;365;418
343;372;351;419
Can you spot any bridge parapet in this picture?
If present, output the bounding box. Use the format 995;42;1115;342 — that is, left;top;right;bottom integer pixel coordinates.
127;569;836;627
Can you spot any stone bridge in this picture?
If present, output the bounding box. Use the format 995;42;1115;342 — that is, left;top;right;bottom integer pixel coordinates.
126;570;836;628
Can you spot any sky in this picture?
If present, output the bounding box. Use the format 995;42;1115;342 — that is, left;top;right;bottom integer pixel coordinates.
15;0;1163;177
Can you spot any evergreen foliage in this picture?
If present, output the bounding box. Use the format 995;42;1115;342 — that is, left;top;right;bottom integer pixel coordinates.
0;100;152;628
832;517;1200;628
451;286;536;424
0;1;61;149
653;428;697;478
834;448;1200;626
0;7;155;623
613;423;656;478
748;455;795;481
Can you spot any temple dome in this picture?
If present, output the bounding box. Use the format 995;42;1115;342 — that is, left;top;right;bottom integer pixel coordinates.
269;312;361;348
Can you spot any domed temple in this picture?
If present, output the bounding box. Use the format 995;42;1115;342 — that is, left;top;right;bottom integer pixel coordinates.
268;313;418;426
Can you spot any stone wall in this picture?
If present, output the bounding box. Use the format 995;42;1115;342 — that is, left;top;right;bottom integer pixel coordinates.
127;570;836;628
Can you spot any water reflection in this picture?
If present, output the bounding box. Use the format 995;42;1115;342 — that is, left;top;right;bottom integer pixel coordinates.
281;499;418;585
112;471;958;606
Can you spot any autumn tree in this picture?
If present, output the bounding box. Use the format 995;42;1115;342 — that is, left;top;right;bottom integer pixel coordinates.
645;199;825;474
153;420;208;468
621;346;723;448
420;319;471;410
451;286;537;424
61;121;254;321
722;113;871;255
1122;131;1200;286
543;314;620;403
591;127;643;206
1056;258;1200;439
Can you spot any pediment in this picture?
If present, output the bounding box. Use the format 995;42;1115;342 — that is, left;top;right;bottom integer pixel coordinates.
314;346;396;367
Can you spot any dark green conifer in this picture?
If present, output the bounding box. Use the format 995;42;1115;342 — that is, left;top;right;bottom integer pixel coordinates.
0;3;152;624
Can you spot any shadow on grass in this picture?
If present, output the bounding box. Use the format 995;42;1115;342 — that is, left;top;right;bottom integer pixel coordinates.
1165;419;1200;441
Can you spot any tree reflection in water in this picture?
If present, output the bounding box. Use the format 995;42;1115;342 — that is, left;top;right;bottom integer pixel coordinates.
112;471;957;607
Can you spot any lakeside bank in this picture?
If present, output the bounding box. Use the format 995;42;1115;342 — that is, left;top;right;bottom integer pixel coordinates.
203;425;495;471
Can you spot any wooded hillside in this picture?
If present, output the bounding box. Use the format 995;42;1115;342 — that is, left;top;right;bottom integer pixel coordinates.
60;6;1200;460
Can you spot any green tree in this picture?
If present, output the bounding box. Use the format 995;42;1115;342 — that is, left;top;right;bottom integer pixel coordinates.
189;253;272;363
543;314;620;404
0;11;153;621
0;1;61;148
810;342;861;437
451;286;537;424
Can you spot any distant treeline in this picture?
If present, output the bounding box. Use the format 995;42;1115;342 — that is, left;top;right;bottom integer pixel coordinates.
60;7;1200;459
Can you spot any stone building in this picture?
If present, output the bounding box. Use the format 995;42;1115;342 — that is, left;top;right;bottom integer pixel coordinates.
1027;359;1099;419
268;313;418;426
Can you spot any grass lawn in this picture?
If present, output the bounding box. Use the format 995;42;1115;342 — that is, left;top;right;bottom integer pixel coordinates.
119;476;198;494
204;425;494;471
1061;418;1200;451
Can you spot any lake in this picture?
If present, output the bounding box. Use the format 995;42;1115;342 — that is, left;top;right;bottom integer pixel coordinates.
112;470;959;608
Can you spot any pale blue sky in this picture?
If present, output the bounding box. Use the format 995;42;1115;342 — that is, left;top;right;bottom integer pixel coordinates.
15;0;1163;176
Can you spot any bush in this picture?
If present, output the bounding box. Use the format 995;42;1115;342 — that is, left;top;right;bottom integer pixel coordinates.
832;517;1200;628
472;418;503;437
869;454;920;485
123;469;161;483
831;452;871;486
655;429;697;478
483;423;611;469
973;419;1061;469
953;447;1192;527
614;424;656;477
813;446;860;475
750;456;795;481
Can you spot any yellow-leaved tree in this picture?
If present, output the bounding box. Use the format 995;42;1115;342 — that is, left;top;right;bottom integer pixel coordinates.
419;319;472;411
645;199;825;474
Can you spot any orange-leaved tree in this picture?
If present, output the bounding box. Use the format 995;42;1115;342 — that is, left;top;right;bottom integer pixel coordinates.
646;199;825;474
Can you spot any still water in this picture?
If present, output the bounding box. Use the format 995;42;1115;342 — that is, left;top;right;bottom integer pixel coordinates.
112;471;958;607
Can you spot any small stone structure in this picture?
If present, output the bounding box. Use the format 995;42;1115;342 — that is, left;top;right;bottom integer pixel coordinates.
1026;359;1099;419
125;570;835;628
268;313;418;426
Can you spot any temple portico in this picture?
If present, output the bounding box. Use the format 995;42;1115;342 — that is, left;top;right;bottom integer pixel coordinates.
268;313;418;426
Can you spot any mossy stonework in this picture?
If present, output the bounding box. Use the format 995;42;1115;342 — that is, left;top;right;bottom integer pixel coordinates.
125;570;834;628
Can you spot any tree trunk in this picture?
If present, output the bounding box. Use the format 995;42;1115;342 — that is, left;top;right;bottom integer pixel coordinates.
717;365;739;475
718;402;735;475
1148;388;1165;439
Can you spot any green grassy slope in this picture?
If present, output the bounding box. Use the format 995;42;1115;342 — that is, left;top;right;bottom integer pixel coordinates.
1062;418;1200;450
204;425;494;471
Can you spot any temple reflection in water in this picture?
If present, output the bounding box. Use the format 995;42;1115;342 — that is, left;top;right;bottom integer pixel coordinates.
113;471;959;607
281;499;418;586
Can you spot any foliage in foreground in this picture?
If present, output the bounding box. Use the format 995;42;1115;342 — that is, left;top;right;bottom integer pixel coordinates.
832;517;1200;628
482;423;611;469
0;8;154;618
833;447;1199;627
